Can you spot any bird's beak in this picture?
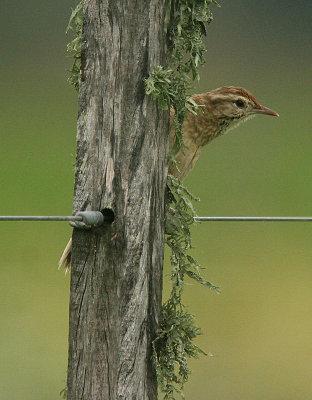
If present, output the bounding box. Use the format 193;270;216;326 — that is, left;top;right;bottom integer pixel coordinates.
255;105;279;117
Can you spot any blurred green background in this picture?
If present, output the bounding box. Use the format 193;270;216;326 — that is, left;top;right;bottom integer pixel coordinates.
1;1;311;399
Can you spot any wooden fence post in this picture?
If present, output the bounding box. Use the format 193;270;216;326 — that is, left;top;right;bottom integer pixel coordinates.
66;1;169;399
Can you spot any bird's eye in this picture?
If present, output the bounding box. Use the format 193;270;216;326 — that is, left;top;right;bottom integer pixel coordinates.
235;99;245;108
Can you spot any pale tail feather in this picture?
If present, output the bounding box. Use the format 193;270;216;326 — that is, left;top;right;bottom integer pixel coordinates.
58;237;72;272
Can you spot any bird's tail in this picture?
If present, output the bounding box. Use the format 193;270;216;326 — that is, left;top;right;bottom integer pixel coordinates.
58;237;72;272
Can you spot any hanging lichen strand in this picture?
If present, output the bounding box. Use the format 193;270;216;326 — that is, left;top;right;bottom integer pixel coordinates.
153;176;219;399
145;1;220;399
66;1;220;399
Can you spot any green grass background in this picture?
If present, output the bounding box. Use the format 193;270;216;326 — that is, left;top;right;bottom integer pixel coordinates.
1;1;312;399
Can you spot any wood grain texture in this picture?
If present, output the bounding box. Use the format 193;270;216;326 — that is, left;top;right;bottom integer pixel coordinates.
66;1;169;399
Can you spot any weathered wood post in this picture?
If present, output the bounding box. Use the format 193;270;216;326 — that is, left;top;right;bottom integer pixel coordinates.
66;1;169;399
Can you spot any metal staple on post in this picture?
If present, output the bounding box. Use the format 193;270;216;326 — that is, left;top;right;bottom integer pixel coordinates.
0;211;105;228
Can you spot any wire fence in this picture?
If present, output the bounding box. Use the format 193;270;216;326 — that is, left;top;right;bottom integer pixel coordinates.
1;214;312;223
0;216;82;221
194;216;312;222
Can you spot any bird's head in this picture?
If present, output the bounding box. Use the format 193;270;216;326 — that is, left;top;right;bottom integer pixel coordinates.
208;86;278;130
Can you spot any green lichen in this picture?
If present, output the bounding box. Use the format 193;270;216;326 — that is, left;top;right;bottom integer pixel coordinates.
153;175;219;399
66;1;83;90
146;1;221;398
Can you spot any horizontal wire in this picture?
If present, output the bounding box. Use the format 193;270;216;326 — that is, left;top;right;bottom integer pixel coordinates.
194;216;312;222
1;215;312;222
0;215;83;221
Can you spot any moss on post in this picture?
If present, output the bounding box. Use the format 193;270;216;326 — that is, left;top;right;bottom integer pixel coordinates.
66;1;83;90
145;1;220;398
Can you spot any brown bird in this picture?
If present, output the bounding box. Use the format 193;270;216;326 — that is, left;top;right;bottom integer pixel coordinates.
59;86;278;269
169;86;278;180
